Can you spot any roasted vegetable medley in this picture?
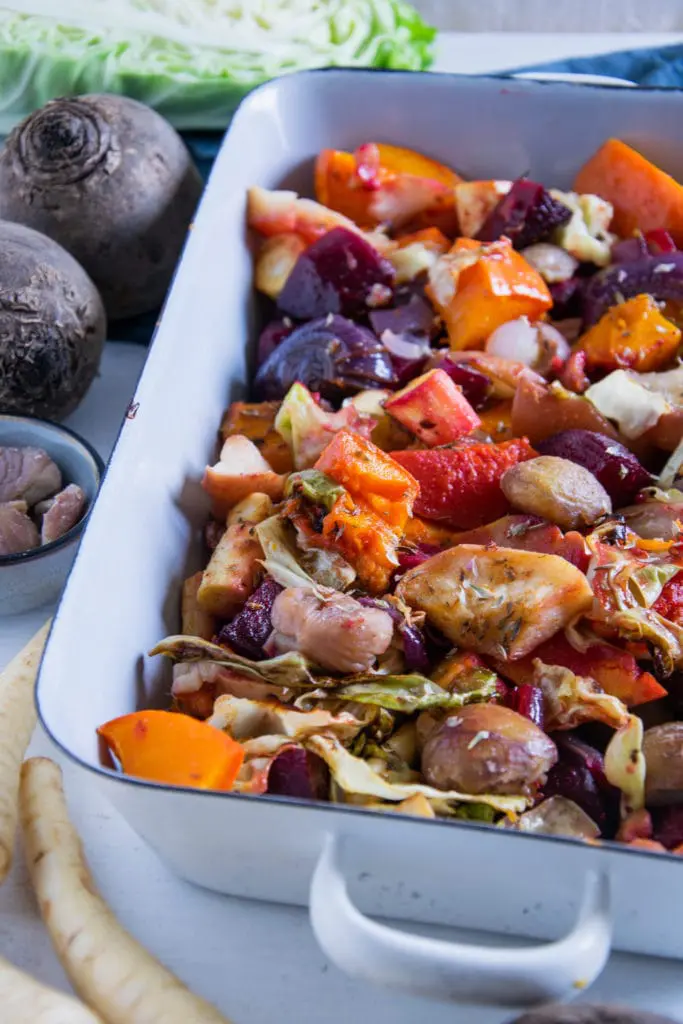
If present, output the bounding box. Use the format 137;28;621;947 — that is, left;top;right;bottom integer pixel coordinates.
100;138;683;852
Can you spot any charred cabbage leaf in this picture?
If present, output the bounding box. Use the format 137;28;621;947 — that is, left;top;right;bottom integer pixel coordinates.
150;635;319;687
305;733;529;814
299;672;500;713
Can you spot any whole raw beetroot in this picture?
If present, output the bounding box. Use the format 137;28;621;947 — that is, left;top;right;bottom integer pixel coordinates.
0;94;202;320
0;221;105;420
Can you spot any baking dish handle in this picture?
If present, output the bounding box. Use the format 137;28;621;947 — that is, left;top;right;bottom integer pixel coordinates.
309;834;612;1007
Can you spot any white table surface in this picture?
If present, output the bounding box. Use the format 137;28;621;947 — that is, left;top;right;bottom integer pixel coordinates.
5;33;683;1024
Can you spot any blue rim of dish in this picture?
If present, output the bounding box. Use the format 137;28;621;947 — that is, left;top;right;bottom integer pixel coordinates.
35;67;683;867
0;415;105;566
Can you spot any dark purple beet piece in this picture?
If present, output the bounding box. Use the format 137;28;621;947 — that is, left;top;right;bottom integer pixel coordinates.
536;429;653;508
555;733;611;790
277;227;395;320
549;276;584;319
477;179;572;250
397;544;442;573
218;577;283;660
544;732;621;832
266;746;330;800
390;350;430;389
369;294;435;337
400;622;430;674
504;685;545;730
254;314;396;402
257;318;294;366
652;806;683;850
611;235;649;264
357;594;429;672
544;761;606;829
439;356;492;410
583;251;683;326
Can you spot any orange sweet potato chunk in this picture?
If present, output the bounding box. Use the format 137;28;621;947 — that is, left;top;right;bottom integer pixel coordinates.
98;710;244;790
574;138;683;246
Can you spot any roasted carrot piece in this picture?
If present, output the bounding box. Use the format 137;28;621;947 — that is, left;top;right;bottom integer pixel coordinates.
322;493;400;595
402;516;464;549
375;143;462;187
315;148;378;227
314;430;419;533
578;293;681;373
574;138;683;245
477;400;513;442
314;144;461;233
428;238;552;351
395;226;451;252
98;710;244;791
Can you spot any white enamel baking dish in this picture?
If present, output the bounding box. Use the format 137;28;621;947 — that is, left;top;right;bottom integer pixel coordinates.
36;71;683;1013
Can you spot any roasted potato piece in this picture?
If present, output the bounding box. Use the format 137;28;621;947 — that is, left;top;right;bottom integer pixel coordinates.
421;703;557;796
501;455;612;531
197;493;272;619
181;572;217;640
396;544;594;660
643;723;683;805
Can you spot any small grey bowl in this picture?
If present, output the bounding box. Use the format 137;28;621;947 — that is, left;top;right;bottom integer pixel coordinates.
0;415;104;616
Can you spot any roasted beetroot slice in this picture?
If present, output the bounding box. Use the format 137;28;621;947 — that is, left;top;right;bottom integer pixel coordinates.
503;684;545;729
257;318;294;366
439;356;492;410
477;179;572;250
254;314;396;402
549;276;583;319
544;761;606;829
218;577;283;660
397;544;442;573
543;732;621;832
266;747;330;800
277;226;395;320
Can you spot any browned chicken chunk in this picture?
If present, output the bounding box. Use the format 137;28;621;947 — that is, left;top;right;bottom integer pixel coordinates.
269;587;394;674
0;446;61;505
39;484;86;544
0;502;39;555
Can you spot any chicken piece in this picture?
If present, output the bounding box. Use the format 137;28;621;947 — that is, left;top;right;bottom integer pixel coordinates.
396;544;594;660
39;483;85;544
0;446;61;505
269;587;394;674
0;502;39;555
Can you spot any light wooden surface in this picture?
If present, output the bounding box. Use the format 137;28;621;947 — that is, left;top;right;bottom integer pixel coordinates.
3;34;683;1024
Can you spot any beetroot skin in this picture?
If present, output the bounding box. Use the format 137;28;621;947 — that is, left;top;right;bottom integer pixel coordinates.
277;226;394;320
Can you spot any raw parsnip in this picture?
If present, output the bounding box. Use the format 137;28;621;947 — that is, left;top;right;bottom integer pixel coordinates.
0;620;51;882
0;954;102;1023
20;758;233;1024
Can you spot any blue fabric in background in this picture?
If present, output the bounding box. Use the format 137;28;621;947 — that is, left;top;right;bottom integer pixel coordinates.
510;42;683;86
115;43;683;346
